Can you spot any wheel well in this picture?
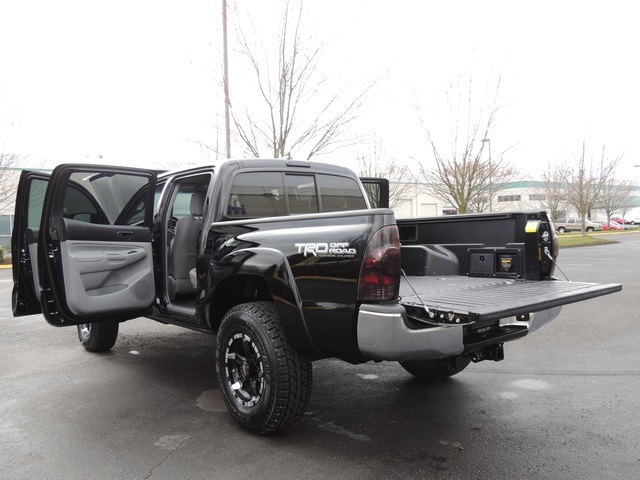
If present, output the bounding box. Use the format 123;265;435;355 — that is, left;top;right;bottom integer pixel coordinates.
209;275;272;333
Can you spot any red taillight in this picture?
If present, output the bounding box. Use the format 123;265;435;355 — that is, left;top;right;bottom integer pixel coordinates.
358;225;401;301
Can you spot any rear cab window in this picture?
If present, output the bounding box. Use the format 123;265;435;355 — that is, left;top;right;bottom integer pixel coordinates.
225;171;366;219
286;175;318;214
317;174;367;212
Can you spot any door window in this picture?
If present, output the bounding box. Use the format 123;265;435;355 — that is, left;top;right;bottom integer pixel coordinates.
27;178;48;229
61;171;151;226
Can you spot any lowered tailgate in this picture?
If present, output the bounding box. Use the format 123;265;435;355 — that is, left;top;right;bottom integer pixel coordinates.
400;276;622;324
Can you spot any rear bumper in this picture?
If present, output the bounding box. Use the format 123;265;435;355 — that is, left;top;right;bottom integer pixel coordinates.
356;303;562;361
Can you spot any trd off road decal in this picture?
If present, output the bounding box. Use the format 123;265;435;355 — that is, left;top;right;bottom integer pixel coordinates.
295;242;357;258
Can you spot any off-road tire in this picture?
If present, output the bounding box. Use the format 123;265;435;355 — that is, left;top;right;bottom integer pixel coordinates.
400;355;471;380
216;301;313;434
77;321;119;352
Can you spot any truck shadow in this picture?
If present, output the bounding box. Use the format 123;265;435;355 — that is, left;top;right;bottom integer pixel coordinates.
84;325;523;477
105;325;483;438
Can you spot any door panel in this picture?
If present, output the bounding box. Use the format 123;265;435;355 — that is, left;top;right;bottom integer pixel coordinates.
38;164;157;326
60;237;154;315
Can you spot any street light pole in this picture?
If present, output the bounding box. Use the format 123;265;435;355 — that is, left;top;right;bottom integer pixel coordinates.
481;138;492;212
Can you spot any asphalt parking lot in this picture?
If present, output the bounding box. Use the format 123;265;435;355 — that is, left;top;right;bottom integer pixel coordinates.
2;233;639;479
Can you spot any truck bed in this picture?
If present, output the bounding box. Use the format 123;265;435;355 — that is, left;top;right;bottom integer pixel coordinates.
400;275;622;323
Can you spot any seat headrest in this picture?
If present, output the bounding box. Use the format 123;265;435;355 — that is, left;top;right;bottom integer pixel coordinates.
190;192;206;216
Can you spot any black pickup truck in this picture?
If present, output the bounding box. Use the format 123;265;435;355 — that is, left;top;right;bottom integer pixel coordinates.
12;159;621;433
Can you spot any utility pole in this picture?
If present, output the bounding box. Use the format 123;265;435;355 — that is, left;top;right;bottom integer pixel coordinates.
481;138;492;212
222;0;231;159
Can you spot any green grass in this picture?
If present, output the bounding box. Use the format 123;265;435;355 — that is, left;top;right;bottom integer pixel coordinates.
556;233;618;248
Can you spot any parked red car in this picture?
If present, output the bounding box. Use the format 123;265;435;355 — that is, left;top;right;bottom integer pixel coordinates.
611;221;630;230
597;221;625;231
595;221;620;231
610;215;627;225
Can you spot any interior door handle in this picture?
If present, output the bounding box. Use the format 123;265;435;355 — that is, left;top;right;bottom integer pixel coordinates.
117;231;133;240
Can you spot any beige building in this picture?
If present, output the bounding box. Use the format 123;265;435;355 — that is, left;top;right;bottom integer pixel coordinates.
391;180;640;222
0;168;21;247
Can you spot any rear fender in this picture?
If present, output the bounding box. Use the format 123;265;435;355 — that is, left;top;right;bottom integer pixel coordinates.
209;247;319;355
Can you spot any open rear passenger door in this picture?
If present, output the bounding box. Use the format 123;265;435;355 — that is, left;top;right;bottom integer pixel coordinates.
14;164;158;326
12;170;50;316
359;177;389;209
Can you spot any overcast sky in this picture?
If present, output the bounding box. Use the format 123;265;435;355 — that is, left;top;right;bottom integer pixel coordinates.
1;0;639;180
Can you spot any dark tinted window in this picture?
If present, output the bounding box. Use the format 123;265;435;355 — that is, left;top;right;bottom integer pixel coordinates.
122;199;146;226
116;183;165;226
227;172;286;218
317;174;367;212
27;178;48;229
224;171;367;219
286;174;318;214
63;185;99;223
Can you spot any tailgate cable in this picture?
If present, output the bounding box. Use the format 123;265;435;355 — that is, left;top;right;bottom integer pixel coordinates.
401;269;435;319
543;247;570;281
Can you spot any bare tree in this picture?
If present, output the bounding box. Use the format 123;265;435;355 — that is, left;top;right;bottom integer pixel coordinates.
618;191;640;222
233;1;370;160
597;178;638;226
539;162;567;220
559;143;621;235
357;139;412;210
0;153;24;213
416;74;516;214
1;97;26;213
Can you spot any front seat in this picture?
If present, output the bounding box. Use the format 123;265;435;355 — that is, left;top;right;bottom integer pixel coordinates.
168;192;205;300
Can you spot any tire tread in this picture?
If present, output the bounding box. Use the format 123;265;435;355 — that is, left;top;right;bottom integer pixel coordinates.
216;301;312;434
78;321;119;352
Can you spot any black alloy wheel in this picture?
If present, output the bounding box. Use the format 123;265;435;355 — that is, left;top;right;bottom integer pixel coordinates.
224;331;266;408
